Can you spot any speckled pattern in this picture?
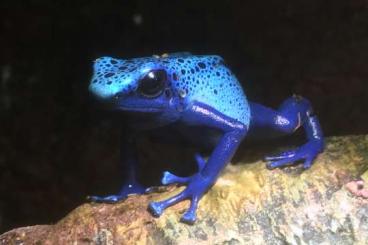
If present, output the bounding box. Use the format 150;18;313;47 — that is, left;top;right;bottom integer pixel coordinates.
90;53;250;125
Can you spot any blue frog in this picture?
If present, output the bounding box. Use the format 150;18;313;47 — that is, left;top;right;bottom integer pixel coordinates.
88;52;324;224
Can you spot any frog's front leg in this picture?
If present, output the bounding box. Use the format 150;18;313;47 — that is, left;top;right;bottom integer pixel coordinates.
249;95;324;169
88;131;145;203
149;102;247;224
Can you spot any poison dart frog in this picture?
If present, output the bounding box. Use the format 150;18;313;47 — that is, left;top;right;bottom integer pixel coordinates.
88;52;324;224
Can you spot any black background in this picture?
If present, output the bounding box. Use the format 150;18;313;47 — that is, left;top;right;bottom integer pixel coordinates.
1;0;368;233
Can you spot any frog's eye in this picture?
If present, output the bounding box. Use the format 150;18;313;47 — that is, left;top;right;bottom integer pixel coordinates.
137;70;166;98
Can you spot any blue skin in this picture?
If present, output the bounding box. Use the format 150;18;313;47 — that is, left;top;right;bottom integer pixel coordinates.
88;52;324;224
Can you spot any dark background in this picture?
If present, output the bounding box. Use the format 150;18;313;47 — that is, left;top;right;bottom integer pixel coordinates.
1;0;368;233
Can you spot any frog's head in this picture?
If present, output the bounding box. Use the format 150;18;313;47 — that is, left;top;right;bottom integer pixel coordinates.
89;56;173;113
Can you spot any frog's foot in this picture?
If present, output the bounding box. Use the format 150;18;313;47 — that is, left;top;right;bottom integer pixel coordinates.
149;173;209;224
148;190;199;224
149;154;208;224
87;182;145;203
265;140;323;169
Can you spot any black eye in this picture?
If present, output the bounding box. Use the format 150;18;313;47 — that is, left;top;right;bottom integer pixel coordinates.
137;70;166;98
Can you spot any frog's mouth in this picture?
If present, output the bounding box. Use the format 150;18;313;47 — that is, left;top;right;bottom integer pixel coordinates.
112;97;167;113
90;89;170;113
114;105;164;113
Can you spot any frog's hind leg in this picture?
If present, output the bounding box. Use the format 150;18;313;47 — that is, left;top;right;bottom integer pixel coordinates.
249;95;324;169
88;131;145;203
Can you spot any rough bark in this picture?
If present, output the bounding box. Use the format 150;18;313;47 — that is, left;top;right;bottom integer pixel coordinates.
1;135;368;244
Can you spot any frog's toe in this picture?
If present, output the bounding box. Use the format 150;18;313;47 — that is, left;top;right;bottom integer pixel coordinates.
149;172;209;223
161;154;207;186
149;191;187;217
266;155;315;169
149;184;204;223
181;210;197;224
302;157;314;169
266;141;322;169
88;183;145;203
180;197;199;224
266;158;297;169
161;171;189;185
194;153;206;171
265;150;296;161
265;150;299;169
148;202;165;217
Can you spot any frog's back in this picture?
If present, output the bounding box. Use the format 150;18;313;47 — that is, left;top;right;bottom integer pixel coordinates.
162;55;250;127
